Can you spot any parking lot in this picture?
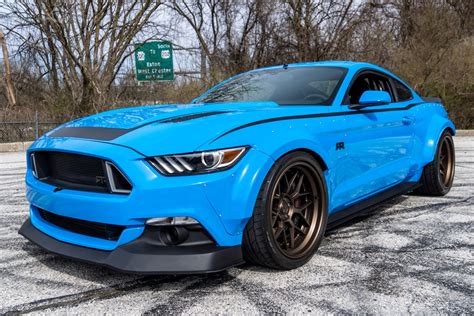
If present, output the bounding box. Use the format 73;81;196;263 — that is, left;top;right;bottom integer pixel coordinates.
0;137;472;314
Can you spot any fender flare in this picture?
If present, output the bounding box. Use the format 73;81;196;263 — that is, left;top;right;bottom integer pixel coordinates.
420;118;456;166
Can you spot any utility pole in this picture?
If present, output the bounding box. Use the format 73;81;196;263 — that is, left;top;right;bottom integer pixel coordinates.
0;30;16;108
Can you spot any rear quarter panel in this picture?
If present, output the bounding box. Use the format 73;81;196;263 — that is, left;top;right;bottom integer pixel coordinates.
412;102;456;171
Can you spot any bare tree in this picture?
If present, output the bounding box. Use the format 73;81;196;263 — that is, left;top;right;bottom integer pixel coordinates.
0;29;16;108
169;0;277;81
1;0;166;115
278;0;364;61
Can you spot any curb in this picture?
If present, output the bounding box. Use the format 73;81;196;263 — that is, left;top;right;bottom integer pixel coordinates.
0;141;33;152
457;130;474;136
0;130;472;152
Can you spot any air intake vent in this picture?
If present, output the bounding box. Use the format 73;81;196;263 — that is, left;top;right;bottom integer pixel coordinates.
39;208;125;241
30;151;132;194
105;162;132;194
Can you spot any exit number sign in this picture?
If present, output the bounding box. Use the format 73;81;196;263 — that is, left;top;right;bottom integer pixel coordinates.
134;41;174;81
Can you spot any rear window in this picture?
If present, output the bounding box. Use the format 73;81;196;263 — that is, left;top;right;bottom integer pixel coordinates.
393;80;412;101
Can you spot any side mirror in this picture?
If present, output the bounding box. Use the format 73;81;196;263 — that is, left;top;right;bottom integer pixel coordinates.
350;90;391;109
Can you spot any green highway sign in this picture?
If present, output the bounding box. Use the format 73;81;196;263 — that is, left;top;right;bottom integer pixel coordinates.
134;41;174;81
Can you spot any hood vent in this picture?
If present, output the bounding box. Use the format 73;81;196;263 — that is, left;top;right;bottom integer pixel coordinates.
160;111;229;123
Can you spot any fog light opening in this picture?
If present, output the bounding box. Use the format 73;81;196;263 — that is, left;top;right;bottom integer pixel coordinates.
160;226;189;246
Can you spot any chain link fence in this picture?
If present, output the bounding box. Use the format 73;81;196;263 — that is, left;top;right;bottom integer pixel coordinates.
0;111;62;143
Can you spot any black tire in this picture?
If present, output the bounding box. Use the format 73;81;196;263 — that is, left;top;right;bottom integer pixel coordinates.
242;151;328;270
416;130;455;196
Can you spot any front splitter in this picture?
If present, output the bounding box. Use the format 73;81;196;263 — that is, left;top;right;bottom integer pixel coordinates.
19;219;244;274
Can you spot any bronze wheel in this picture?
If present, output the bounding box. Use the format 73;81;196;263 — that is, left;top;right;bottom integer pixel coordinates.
243;152;327;270
270;163;322;259
416;130;455;196
438;135;455;187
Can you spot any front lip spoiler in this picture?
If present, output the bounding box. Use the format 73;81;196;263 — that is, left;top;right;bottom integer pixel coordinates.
19;219;244;275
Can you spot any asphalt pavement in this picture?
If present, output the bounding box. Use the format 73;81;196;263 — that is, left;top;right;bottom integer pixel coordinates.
0;137;472;314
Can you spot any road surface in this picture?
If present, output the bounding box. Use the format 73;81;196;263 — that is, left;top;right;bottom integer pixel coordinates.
0;137;472;314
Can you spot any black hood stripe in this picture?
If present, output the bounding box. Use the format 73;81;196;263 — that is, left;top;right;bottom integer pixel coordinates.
49;127;129;140
210;102;424;143
49;111;230;141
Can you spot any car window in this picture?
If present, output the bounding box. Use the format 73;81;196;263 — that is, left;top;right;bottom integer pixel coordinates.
393;79;413;101
197;67;347;105
347;73;394;104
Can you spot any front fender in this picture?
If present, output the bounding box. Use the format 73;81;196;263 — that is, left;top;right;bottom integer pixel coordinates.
201;123;335;236
202;148;275;236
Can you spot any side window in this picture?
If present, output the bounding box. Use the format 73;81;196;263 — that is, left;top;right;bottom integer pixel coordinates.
347;73;393;104
348;74;371;104
370;75;392;95
393;80;413;101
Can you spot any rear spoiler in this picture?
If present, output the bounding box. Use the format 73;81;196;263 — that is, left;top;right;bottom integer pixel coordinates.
422;96;442;103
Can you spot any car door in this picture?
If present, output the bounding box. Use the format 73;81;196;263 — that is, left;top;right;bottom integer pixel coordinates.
332;71;416;209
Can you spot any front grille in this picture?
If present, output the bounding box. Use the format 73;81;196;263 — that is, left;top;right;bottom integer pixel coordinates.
31;151;132;194
39;208;125;241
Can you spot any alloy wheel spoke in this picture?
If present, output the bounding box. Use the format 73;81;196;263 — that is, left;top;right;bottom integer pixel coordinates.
274;227;284;239
282;228;289;249
295;191;312;199
289;226;295;248
290;174;305;199
298;213;311;227
294;200;313;213
439;163;446;173
287;171;299;193
272;214;279;227
294;225;307;236
283;173;290;189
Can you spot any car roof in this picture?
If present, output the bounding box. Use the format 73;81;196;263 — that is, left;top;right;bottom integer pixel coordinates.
251;61;380;72
248;61;408;85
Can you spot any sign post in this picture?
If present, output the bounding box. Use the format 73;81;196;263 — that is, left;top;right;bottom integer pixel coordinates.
134;41;174;81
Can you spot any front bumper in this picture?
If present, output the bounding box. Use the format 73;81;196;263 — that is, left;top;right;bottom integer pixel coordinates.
25;138;273;250
19;219;243;274
21;137;273;273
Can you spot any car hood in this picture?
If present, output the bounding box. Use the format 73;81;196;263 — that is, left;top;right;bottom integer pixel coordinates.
47;102;329;156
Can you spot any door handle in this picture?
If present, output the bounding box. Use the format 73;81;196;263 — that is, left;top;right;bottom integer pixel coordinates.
402;116;415;125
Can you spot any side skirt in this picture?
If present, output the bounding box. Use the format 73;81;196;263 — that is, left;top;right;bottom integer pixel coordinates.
327;182;421;230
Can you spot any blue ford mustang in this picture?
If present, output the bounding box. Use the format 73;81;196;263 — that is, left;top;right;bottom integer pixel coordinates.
19;61;456;273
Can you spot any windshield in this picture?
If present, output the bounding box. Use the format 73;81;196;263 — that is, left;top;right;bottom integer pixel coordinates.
197;66;347;105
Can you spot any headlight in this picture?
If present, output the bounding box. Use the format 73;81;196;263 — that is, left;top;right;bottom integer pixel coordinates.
148;146;248;175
